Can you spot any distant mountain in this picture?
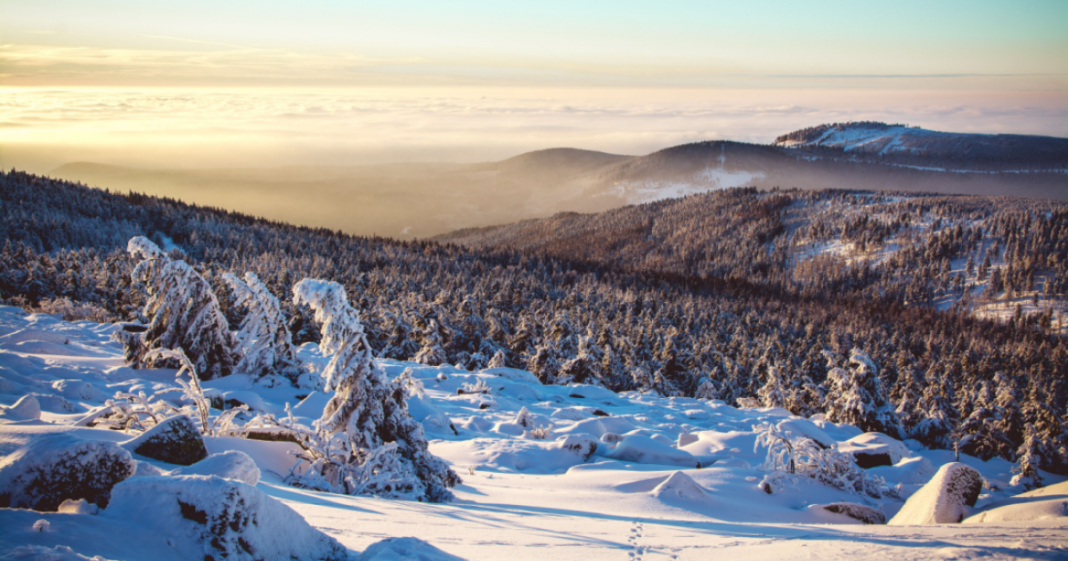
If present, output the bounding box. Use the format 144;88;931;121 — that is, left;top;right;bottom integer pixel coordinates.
773;121;1068;171
51;124;1067;239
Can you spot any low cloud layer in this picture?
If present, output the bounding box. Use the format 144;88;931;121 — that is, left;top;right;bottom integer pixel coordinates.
2;87;1065;172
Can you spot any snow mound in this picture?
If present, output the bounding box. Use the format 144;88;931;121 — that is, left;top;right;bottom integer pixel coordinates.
0;545;112;561
104;475;348;561
0;433;135;511
124;415;208;466
650;471;707;501
776;418;835;449
839;432;910;468
58;499;100;515
8;395;41;420
964;480;1068;524
606;435;698;467
359;537;466;561
174;450;261;485
810;502;886;525
888;463;982;525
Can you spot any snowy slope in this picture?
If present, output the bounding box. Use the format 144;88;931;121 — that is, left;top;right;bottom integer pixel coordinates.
1;306;1066;560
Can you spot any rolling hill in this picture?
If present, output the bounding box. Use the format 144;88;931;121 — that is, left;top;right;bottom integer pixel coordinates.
51;123;1067;239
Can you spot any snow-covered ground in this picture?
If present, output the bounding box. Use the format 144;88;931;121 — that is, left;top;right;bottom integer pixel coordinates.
1;306;1066;560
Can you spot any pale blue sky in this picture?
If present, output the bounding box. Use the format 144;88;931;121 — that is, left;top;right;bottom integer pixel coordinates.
2;0;1065;87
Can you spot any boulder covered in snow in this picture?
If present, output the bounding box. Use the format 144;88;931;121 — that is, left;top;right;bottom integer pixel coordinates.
606;435;698;467
174;450;261;486
557;435;598;462
839;433;910;469
124;415;208;466
359;537;466;561
650;471;707;501
888;462;983;525
964;480;1068;524
104;475;348;561
812;502;887;524
0;433;135;511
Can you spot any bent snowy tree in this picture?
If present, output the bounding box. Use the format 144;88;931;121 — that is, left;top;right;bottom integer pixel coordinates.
222;271;303;385
287;279;460;502
124;237;238;380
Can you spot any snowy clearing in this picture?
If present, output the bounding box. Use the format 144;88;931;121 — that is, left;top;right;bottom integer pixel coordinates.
1;306;1065;560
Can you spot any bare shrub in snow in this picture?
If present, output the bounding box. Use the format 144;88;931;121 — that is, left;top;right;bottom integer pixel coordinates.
125;236;238;380
460;379;492;395
527;426;552;440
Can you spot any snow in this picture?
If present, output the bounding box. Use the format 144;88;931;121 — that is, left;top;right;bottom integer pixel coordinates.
173;450;261;485
964;480;1068;524
1;306;1066;559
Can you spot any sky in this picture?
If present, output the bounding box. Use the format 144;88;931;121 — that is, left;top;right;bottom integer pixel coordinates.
1;0;1066;171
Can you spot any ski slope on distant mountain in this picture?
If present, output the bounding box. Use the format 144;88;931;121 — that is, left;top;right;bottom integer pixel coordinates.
1;306;1066;560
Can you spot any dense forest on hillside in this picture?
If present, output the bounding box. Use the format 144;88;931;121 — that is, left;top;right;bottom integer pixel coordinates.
2;170;1067;476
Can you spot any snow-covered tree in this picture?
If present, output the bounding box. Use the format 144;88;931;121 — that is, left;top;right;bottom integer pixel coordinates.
1011;425;1044;490
486;349;507;369
414;319;448;366
757;366;787;409
824;348;902;438
222;272;302;385
288;279;460;502
125;237;238;380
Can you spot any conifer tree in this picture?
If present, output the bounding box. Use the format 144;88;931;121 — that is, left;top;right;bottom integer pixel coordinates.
290;279;460;502
125;236;238;380
222;271;302;385
824;349;903;438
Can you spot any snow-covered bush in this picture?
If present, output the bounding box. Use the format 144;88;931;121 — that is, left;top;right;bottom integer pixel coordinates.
0;433;135;510
285;279;460;502
222;272;303;384
31;297;113;323
125;236;238;380
755;423;889;499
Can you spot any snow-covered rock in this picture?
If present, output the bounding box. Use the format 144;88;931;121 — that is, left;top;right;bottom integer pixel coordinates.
104;475;348;561
811;502;886;524
557;435;598;461
124;415;208;466
888;463;983;525
650;471;707;501
839;432;910;468
964;480;1068;524
606;435;698;467
0;433;135;510
359;537;466;561
174;450;261;485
